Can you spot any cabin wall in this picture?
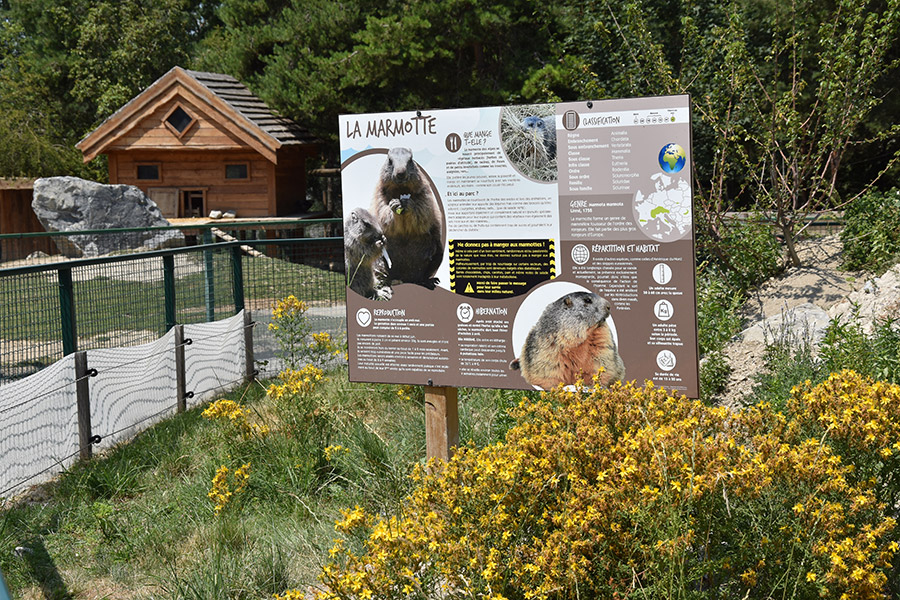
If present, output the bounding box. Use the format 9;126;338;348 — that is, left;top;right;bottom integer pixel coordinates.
0;188;56;262
110;150;275;218
109;93;247;152
274;147;314;216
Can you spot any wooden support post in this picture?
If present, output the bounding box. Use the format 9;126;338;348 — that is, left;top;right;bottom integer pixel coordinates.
243;310;255;382
74;351;92;461
425;386;459;463
174;325;187;413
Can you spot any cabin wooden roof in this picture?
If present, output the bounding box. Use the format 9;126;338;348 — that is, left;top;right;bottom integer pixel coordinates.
76;67;318;164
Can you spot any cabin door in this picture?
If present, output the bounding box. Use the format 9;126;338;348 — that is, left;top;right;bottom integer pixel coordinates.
181;189;206;218
147;187;178;218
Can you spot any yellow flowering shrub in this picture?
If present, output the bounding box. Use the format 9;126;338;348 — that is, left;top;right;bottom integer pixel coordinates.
266;365;326;400
318;373;899;600
269;295;345;369
208;462;250;515
273;591;308;600
201;399;269;440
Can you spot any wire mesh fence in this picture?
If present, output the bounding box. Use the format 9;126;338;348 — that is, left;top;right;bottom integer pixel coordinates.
1;222;347;384
0;311;253;499
0;219;342;266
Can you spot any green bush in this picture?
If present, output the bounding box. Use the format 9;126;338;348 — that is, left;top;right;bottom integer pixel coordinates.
820;315;900;384
697;213;783;293
841;188;900;273
696;265;744;356
744;311;900;409
699;350;732;404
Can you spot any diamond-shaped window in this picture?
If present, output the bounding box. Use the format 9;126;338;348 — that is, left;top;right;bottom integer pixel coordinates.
164;105;195;137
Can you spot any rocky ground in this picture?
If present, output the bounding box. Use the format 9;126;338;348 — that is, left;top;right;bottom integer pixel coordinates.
719;234;900;405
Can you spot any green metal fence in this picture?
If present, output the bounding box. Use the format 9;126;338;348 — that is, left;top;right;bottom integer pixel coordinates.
0;221;346;383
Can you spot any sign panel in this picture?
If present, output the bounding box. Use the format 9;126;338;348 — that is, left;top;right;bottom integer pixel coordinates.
340;95;698;396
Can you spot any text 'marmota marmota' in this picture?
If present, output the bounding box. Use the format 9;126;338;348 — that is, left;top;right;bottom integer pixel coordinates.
370;147;444;289
511;291;625;388
344;207;391;300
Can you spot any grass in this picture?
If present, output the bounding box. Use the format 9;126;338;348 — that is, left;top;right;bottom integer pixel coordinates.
0;368;529;599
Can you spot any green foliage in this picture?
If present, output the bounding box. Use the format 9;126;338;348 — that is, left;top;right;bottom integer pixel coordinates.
745;322;821;411
695;265;743;356
699;349;731;404
195;0;561;147
841;188;900;273
701;214;784;291
567;0;900;269
0;0;216;178
744;311;900;410
820;315;900;385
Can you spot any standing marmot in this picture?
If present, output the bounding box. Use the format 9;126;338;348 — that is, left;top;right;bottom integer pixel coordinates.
371;147;444;289
510;291;625;388
344;208;392;300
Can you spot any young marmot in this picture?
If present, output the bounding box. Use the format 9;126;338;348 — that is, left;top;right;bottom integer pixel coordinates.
344;208;392;300
370;147;444;289
511;291;625;388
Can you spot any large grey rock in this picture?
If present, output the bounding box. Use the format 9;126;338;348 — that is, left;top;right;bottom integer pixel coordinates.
32;177;184;257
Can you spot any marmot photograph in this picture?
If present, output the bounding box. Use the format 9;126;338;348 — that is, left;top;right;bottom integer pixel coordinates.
344;207;392;300
511;289;625;389
369;147;445;290
500;104;558;182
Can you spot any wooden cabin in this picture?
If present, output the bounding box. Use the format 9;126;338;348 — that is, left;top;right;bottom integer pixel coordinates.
0;178;56;263
77;67;319;218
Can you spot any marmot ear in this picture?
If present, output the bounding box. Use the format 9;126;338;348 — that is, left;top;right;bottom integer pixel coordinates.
564;297;573;307
350;211;359;223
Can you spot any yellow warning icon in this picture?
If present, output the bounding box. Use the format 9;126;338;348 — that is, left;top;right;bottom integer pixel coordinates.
465;282;475;294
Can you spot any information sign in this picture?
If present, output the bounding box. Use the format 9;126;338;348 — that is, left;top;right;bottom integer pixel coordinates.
340;95;698;396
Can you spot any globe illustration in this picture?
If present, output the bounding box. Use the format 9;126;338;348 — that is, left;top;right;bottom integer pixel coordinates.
658;143;686;173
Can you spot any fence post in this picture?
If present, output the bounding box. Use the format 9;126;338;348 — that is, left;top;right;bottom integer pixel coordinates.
243;309;254;382
163;254;176;331
174;325;187;413
424;386;459;465
58;267;77;356
203;229;215;322
74;351;92;461
231;245;245;314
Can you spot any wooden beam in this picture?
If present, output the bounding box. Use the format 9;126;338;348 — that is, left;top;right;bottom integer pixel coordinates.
425;386;459;463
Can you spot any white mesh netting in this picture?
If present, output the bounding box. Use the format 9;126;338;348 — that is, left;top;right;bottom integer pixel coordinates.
0;311;249;500
88;328;177;451
184;311;246;408
0;357;79;498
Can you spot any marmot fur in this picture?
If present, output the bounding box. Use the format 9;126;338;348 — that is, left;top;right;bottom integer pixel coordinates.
344;208;391;300
521;115;557;161
371;147;444;289
511;291;625;388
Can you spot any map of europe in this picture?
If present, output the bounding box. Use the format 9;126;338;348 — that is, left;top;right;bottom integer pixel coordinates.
633;172;692;242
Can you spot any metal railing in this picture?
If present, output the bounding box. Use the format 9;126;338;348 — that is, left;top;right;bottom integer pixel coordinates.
0;218;341;265
1;222;347;383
